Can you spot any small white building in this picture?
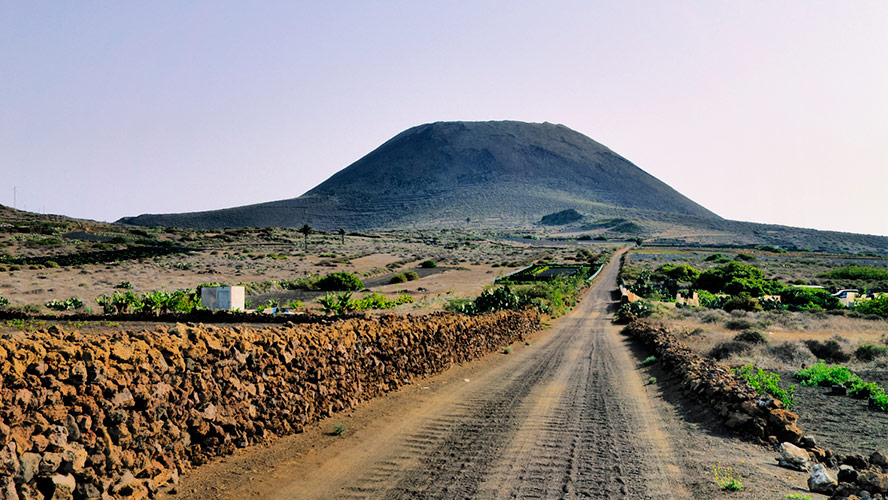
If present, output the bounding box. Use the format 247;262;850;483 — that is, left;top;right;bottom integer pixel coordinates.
832;289;859;308
200;286;245;311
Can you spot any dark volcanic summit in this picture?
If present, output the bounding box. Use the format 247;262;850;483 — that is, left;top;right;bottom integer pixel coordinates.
119;121;717;229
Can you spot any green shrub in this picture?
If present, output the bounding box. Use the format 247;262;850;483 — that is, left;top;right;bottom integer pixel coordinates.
723;293;763;312
696;261;782;297
317;272;364;291
795;362;861;387
45;260;60;268
449;286;533;315
0;296;8;308
653;263;700;282
849;380;883;399
853;295;888;318
44;297;83;311
734;364;795;409
820;265;888;281
318;292;356;316
780;287;841;311
352;293;414;311
712;462;743;491
99;290;142;314
872;391;888;411
419;260;437;268
855;342;888;362
641;355;657;366
697;290;730;309
705;253;731;263
114;281;134;290
333;422;346;436
514;274;588;318
614;301;652;323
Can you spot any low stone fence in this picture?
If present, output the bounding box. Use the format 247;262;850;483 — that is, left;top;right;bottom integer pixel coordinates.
622;321;888;499
0;310;539;499
622;321;807;444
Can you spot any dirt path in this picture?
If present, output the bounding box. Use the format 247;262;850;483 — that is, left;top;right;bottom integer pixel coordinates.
167;254;806;499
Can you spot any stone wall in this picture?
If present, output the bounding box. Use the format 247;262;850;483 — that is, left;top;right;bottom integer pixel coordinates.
0;310;539;499
621;321;807;445
622;321;888;500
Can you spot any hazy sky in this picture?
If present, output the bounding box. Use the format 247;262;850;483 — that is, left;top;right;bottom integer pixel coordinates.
2;1;886;236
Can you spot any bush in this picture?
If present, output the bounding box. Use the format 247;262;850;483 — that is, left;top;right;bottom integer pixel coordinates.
614;301;652;323
450;286;533;315
697;262;764;292
725;319;754;331
653;263;700;282
804;339;850;363
44;297;84;311
820;265;888;281
734;330;767;344
723;294;763;312
855;342;888;362
768;342;811;364
795;362;861;387
848;380;883;399
317;292;356;316
701;310;726;323
0;296;8;308
317;272;364;291
389;270;420;284
352;293;414;311
780;287;841;311
419;260;437;268
853;295;888;318
514;275;588;318
709;341;751;360
734;364;795;409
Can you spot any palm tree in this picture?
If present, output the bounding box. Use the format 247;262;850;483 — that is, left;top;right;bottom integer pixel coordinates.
338;228;346;245
298;224;313;250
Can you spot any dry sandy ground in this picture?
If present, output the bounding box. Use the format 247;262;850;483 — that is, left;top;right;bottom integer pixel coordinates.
160;254;817;500
1;236;608;317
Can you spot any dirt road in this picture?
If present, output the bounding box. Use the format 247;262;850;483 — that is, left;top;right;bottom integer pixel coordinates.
170;254;710;499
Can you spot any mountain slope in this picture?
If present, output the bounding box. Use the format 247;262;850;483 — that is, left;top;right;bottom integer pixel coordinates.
118;121;717;229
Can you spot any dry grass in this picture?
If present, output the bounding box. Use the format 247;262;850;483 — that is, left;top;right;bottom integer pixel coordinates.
652;306;888;372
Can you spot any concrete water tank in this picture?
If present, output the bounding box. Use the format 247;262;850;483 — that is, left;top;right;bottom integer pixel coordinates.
200;286;245;311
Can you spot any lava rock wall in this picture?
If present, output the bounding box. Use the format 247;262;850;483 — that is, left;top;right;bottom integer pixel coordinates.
0;310;539;499
622;321;806;445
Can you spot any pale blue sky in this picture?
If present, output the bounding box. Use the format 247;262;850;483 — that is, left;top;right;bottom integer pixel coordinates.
2;1;886;235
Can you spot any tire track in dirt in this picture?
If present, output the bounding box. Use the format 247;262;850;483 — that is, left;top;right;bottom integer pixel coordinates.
325;252;686;499
338;311;578;499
